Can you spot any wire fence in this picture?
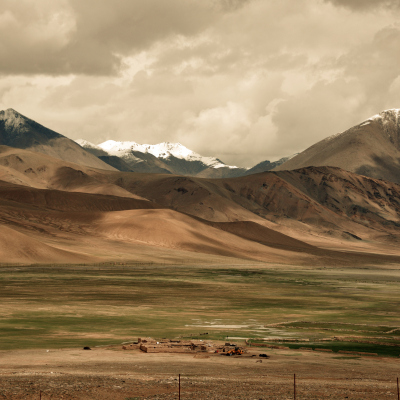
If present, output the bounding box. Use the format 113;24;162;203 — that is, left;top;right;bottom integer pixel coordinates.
23;374;400;399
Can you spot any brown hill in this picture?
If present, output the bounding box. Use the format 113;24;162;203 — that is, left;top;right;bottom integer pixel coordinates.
102;173;264;222
103;166;400;247
2;144;395;248
0;181;323;264
0;224;97;264
0;145;139;198
1;178;399;266
0;180;157;212
1;144;400;264
275;109;400;184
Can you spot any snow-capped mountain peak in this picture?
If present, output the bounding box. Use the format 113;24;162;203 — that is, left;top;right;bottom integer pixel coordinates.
325;108;400;142
98;140;238;169
359;108;400;126
75;139;102;150
0;108;35;131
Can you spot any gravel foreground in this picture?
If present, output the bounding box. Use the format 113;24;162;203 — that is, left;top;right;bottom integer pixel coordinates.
0;346;399;399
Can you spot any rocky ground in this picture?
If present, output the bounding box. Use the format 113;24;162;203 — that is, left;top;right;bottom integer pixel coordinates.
0;346;399;399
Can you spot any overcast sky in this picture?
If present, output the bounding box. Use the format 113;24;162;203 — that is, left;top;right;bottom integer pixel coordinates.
1;0;400;167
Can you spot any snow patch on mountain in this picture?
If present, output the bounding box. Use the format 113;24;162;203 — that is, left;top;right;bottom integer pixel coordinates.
0;108;36;132
325;132;342;141
98;140;240;169
361;108;400;124
75;139;102;150
325;108;400;140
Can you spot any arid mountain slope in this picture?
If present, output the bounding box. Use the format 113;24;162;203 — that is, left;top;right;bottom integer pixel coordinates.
0;145;137;198
244;156;291;176
1;143;399;246
276;109;400;184
0;180;156;212
104;166;400;244
0;109;115;171
104;173;265;222
0;180;322;264
1;177;399;266
0;224;95;264
1;143;400;264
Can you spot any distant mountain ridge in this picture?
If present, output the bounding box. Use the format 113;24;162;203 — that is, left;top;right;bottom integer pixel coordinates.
0;108;289;178
99;140;229;168
76;138;288;177
276;108;400;184
245;155;295;176
77;139;246;177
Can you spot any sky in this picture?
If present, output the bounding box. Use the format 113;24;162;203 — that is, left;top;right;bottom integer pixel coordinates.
1;0;400;167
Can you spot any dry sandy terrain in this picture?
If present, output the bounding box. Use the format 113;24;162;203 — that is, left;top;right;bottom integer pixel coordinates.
2;153;400;266
0;346;399;399
2;144;400;266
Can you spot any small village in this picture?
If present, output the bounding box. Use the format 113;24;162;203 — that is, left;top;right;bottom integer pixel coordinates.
122;338;250;356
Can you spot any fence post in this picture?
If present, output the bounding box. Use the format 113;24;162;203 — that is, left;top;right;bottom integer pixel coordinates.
179;374;181;400
397;377;399;400
294;374;296;400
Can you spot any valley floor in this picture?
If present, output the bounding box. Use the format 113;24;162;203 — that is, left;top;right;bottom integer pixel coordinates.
0;346;399;399
1;261;400;398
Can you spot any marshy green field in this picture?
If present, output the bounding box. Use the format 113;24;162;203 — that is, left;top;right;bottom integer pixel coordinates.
1;261;400;356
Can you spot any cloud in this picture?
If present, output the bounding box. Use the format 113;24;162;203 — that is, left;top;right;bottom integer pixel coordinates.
339;25;400;97
2;0;400;167
0;0;250;76
325;0;400;11
0;0;78;74
272;79;366;155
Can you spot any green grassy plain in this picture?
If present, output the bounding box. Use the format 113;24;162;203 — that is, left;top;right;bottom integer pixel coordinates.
0;261;399;356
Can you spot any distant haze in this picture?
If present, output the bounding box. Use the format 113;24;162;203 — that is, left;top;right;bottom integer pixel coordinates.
1;0;400;167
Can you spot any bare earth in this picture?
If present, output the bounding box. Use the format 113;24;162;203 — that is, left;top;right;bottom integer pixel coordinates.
0;346;399;399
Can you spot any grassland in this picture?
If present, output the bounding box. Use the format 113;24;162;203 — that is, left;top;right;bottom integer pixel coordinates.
0;261;400;356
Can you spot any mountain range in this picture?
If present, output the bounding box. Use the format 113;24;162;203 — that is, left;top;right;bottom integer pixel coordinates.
1;107;400;265
76;138;290;178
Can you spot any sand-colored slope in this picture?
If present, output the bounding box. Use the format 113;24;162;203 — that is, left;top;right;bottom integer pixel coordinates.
101;166;400;248
0;225;95;264
2;191;399;266
2;175;400;264
206;220;317;252
3;128;399;253
100;172;268;223
87;208;309;262
1;144;400;263
0;180;157;212
0;182;320;264
213;168;400;245
0;146;140;198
